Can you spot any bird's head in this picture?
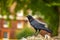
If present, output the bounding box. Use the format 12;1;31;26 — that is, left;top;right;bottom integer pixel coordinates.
26;15;34;22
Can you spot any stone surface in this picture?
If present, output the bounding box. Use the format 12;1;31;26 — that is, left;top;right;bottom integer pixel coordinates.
20;34;54;40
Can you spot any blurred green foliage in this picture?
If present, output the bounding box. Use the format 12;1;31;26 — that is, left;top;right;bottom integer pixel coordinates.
0;0;60;36
16;27;35;39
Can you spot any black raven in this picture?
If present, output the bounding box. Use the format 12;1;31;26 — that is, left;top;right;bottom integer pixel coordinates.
27;15;52;36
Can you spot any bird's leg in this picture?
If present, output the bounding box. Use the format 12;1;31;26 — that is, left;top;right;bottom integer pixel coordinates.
37;29;40;35
34;30;40;36
38;29;41;34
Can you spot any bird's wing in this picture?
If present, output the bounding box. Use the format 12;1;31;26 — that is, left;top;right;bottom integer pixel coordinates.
30;20;45;29
30;20;52;33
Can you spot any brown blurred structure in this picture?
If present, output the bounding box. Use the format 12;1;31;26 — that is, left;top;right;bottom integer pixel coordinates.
0;17;27;39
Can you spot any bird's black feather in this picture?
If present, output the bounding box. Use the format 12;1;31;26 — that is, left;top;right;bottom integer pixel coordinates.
27;15;52;33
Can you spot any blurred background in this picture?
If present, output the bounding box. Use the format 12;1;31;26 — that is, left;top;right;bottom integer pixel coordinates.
0;0;60;39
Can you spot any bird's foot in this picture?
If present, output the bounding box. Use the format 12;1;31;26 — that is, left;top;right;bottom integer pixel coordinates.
34;33;38;37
